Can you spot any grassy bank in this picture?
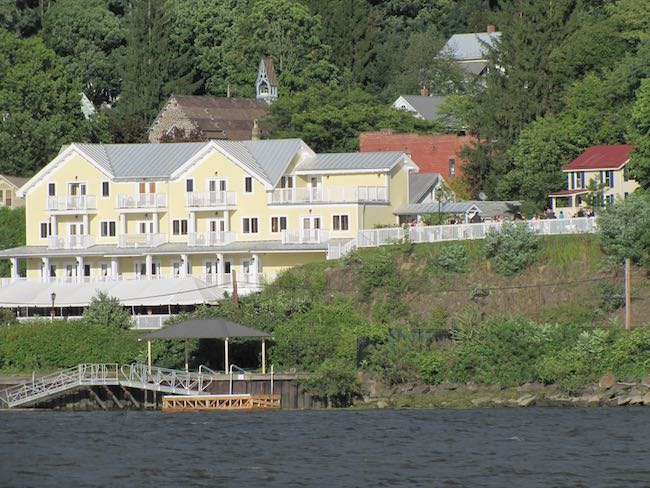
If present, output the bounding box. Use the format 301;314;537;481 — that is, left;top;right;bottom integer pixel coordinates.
2;234;648;405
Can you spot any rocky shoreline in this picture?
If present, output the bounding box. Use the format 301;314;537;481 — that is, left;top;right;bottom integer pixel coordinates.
356;373;650;409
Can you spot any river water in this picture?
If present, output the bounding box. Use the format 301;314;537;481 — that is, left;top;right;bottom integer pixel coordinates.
1;407;649;487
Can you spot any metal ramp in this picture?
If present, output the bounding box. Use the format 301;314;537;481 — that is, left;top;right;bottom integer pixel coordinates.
0;363;214;408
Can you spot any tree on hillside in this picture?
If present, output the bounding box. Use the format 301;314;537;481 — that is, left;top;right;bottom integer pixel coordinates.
0;28;102;176
0;207;25;277
42;0;126;106
628;79;650;189
111;0;199;142
597;192;650;265
236;0;338;94
262;86;440;152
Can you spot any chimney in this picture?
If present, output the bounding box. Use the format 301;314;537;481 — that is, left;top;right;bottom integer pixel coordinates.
486;24;496;33
420;85;430;97
226;84;231;98
251;119;260;141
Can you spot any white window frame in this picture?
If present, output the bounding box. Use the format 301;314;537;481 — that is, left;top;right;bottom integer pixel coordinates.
280;176;294;189
67;181;87;197
99;262;111;278
242;216;259;234
301;215;322;230
48;183;56;197
40;221;51;239
172;219;188;236
172;261;181;277
101;180;110;198
67;222;84;236
100;220;116;237
270;215;288;233
243;176;253;194
185;178;194;193
207;218;226;233
207;178;227;192
332;214;350;231
136;220;154;234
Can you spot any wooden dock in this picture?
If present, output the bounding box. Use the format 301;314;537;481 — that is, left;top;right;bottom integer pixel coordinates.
162;393;281;412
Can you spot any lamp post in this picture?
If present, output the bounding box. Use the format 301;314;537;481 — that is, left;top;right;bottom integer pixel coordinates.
50;292;56;322
435;187;444;225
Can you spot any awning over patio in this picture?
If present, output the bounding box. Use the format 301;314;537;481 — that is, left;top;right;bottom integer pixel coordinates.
141;318;271;340
141;318;272;373
0;277;224;308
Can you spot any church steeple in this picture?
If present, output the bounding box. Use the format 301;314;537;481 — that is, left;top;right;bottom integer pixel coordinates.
256;57;278;103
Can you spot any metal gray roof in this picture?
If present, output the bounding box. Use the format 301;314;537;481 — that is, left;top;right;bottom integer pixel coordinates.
394;200;520;217
441;32;500;61
297;152;405;172
141;318;271;339
400;95;447;121
75;142;209;179
409;173;440;203
458;61;489;76
242;138;303;186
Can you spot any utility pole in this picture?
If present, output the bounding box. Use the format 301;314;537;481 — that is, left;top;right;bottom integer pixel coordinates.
624;258;631;330
232;268;239;310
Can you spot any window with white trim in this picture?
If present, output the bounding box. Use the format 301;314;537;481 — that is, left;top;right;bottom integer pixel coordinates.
102;181;110;197
172;219;188;235
271;216;287;233
48;183;56;197
242;217;258;234
244;177;253;193
186;179;194;192
449;158;456;177
40;222;51;238
332;214;349;231
100;221;116;237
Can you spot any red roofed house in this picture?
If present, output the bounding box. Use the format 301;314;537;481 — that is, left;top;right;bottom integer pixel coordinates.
359;130;475;178
548;144;638;215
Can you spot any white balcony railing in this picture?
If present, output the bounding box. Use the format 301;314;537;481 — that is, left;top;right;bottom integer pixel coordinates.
270;186;388;204
47;195;97;211
185;191;237;208
188;232;236;247
117;193;167;210
203;273;265;288
281;229;330;244
118;233;168;248
48;235;96;249
356;217;597;248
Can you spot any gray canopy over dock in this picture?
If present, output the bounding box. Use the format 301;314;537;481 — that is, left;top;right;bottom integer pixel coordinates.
141;319;272;374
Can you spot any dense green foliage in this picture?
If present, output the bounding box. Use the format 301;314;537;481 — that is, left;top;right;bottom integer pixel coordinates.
597;192;650;265
0;207;25;277
83;292;132;330
484;222;540;275
0;320;143;371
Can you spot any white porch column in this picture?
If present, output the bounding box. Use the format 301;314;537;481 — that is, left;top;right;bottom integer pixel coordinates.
252;253;260;284
111;257;119;277
50;215;57;237
82;214;89;235
152;212;159;234
120;214;126;235
217;253;224;285
189;211;196;234
224;210;230;232
145;254;152;280
42;257;50;282
181;254;188;277
10;258;18;281
76;256;84;283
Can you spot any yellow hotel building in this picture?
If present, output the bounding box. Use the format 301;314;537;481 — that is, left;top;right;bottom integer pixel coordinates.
0;139;417;318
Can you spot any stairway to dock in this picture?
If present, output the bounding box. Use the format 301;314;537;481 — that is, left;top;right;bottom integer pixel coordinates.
0;363;214;408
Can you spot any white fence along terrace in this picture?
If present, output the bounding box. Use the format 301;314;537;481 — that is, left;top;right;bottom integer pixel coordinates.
47;195;97;212
270;186;388;204
356;217;597;248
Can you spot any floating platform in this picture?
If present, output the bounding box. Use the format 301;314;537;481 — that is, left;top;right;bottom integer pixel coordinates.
162;393;281;412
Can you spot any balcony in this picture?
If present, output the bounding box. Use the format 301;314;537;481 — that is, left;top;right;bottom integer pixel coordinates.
118;233;167;248
270;186;388;204
117;193;167;211
281;229;330;244
48;235;96;250
185;191;237;209
47;195;97;212
188;231;236;247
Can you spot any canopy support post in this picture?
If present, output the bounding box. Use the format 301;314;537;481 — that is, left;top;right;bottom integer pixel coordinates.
184;338;189;372
262;339;266;374
224;338;229;374
147;340;152;374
